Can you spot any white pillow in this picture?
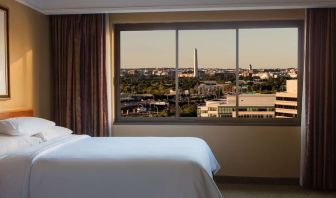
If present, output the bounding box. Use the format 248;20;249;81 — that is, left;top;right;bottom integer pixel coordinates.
0;117;56;136
34;126;73;141
0;135;44;156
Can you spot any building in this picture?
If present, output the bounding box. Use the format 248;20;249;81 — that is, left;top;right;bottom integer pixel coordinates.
197;81;226;96
249;64;253;77
287;68;298;78
197;94;275;118
178;72;194;78
198;99;227;117
275;80;298;118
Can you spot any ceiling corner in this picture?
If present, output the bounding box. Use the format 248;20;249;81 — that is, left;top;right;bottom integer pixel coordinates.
15;0;46;14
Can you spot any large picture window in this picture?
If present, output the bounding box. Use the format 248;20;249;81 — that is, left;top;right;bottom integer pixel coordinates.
115;21;303;125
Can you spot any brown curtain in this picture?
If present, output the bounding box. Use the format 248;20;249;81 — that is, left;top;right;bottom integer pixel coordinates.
302;8;336;190
51;14;108;137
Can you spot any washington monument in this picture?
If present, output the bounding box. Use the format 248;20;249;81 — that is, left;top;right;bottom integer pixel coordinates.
194;48;198;78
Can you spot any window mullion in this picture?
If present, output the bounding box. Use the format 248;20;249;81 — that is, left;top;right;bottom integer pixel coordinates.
235;28;239;118
175;30;180;117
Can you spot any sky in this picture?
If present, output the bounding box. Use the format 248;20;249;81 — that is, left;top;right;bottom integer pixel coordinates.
120;28;298;69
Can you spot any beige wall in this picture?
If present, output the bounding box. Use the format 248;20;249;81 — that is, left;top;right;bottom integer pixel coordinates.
113;125;300;178
110;9;305;178
0;0;50;119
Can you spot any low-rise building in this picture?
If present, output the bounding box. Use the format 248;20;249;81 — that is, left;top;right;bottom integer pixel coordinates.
275;79;298;118
197;94;275;118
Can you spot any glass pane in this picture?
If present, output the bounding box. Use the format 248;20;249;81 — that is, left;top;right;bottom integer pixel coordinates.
120;30;176;117
178;30;236;118
238;28;298;118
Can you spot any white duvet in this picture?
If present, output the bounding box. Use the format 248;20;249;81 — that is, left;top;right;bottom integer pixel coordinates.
0;135;222;198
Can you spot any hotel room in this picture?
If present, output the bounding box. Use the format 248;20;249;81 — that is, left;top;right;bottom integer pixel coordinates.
0;0;335;197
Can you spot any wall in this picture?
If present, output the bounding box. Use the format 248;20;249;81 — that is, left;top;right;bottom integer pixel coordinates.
0;0;50;119
110;9;305;178
110;9;304;23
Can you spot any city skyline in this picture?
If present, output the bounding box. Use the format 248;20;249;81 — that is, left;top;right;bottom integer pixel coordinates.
120;28;298;69
120;66;297;70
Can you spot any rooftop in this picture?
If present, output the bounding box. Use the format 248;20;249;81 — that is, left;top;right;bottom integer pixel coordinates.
204;94;276;107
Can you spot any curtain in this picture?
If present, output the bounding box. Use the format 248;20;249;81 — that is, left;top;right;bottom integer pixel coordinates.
302;8;336;190
51;14;108;137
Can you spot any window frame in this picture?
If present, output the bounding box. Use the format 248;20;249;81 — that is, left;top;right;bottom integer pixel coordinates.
114;20;304;126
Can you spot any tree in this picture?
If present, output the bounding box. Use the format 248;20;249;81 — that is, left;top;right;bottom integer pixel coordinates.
180;104;197;117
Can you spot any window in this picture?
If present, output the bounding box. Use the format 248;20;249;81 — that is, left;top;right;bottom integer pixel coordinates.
178;29;236;117
115;21;303;125
119;30;176;117
238;28;299;119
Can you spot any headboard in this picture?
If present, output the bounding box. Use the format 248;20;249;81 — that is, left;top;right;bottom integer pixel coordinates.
0;110;34;120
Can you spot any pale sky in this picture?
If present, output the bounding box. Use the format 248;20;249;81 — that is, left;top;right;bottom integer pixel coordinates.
120;28;298;69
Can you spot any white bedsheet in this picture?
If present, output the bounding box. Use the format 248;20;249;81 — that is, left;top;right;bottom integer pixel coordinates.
0;135;222;198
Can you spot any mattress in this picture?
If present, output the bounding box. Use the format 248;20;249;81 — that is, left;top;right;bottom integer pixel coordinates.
0;135;222;198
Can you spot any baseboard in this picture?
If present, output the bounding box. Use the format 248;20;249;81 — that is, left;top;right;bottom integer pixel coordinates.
214;176;300;185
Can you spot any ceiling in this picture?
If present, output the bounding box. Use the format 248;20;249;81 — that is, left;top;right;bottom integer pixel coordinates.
16;0;336;15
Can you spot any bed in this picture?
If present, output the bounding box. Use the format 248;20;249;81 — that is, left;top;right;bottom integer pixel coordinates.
0;111;222;198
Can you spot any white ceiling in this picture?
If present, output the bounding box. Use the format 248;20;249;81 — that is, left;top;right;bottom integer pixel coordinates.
16;0;336;15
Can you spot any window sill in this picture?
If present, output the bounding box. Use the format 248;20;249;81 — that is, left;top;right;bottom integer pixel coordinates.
114;118;300;126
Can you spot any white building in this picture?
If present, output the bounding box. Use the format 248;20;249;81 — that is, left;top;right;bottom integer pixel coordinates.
197;94;275;118
275;80;298;118
198;99;227;117
287;68;298;78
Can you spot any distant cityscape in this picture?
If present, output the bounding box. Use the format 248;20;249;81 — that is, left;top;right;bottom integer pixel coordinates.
120;48;298;118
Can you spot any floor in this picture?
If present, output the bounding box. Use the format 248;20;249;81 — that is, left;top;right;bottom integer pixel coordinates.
218;183;336;198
